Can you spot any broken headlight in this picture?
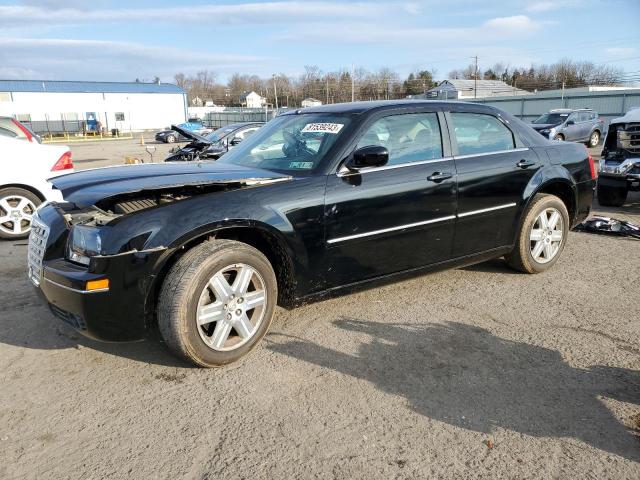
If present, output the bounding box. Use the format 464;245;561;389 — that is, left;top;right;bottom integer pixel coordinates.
66;225;102;266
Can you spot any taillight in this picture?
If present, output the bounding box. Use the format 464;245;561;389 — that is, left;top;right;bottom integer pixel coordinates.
587;150;597;179
11;119;34;142
52;151;73;171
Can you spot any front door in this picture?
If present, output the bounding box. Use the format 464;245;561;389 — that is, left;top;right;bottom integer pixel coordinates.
324;111;457;285
447;108;542;257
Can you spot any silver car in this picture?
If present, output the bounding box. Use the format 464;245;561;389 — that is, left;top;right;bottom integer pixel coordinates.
531;109;604;147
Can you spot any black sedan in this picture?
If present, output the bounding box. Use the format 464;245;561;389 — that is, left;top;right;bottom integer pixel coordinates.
29;100;595;367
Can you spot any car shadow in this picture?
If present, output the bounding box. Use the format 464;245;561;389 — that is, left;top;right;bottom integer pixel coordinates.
0;303;191;368
268;318;640;462
459;258;520;274
593;190;640;216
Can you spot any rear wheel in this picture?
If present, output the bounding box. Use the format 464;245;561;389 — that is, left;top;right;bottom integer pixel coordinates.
506;194;569;274
597;183;628;207
588;130;600;148
554;134;565;141
166;135;176;144
158;239;277;367
0;187;41;240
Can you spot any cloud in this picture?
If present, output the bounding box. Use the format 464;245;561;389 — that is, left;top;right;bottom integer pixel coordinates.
0;37;272;81
0;2;398;27
483;15;541;34
604;47;636;57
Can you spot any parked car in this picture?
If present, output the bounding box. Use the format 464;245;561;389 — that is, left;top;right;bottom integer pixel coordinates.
164;122;262;162
155;118;212;143
28;100;595;367
597;107;640;206
0;136;72;239
0;116;41;143
531;108;603;147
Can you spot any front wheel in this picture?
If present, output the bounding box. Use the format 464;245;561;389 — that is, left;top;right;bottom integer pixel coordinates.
588;130;600;148
166;135;176;144
505;194;569;274
0;187;41;240
158;239;277;367
597;183;627;207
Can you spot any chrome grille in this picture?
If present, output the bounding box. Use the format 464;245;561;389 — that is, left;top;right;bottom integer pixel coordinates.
27;215;49;286
620;123;640;154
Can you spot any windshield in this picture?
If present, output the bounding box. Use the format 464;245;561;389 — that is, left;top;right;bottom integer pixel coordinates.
205;125;240;142
533;113;569;125
216;114;352;174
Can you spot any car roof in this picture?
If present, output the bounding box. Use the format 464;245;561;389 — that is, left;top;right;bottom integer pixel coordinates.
549;108;594;113
282;99;496;115
222;122;263;129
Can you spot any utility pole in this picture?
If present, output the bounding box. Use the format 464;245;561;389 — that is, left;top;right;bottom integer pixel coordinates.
272;74;278;110
472;55;478;99
326;75;329;104
351;64;355;103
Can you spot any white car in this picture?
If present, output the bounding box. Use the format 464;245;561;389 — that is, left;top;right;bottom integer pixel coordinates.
0;136;73;239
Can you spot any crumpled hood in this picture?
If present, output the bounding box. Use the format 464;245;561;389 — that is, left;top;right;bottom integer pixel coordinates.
610;107;640;126
50;161;291;207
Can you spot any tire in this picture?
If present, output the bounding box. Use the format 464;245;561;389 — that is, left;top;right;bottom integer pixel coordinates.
554;134;565;141
0;187;41;240
505;194;569;274
158;239;277;367
597;183;628;207
588;130;600;148
166;135;176;144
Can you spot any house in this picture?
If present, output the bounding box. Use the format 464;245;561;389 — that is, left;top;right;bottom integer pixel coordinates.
0;79;187;133
415;80;531;100
240;91;267;109
301;98;322;108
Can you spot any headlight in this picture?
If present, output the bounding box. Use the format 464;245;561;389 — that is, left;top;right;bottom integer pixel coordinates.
66;225;102;266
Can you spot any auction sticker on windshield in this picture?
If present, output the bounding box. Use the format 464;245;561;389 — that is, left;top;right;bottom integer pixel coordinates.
301;123;344;134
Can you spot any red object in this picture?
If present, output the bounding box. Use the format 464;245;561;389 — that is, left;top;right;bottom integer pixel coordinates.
11;118;34;142
587;149;597;179
52;151;73;171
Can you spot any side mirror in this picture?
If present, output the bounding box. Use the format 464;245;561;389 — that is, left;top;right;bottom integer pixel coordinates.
565;120;575;126
345;145;389;170
229;136;242;146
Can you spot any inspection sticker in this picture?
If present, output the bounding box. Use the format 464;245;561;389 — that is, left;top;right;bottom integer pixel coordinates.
301;123;344;134
288;161;314;169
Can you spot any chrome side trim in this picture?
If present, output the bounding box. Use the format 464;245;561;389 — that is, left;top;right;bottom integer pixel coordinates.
43;277;109;294
337;157;453;177
458;203;517;218
454;147;529;160
327;215;456;244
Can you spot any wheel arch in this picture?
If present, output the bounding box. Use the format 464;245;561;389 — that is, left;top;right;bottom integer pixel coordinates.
528;178;577;223
145;223;297;326
0;183;46;202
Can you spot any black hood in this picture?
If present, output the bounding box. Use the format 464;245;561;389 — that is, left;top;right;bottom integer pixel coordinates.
171;124;211;143
50;162;291;208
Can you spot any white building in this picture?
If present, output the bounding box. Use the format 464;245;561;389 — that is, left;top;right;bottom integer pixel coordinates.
240;91;267;109
0;80;187;133
301;98;322;108
419;80;531;100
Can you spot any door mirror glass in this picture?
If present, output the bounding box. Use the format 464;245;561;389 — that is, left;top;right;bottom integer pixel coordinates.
565;120;575;126
346;145;389;170
229;136;242;146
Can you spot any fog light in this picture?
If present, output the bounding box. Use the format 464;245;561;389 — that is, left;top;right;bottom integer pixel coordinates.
86;279;109;291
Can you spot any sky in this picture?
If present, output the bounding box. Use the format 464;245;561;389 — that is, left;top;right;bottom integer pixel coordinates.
0;0;638;84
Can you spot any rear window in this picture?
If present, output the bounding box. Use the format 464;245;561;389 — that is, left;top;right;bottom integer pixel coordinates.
450;113;515;156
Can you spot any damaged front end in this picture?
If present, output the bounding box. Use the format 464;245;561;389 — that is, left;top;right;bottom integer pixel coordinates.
600;110;640;190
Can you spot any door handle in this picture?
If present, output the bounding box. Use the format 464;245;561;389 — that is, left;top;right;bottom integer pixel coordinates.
427;171;453;182
516;159;536;169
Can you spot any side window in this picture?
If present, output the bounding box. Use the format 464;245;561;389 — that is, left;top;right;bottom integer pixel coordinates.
450;113;515;156
356;113;443;166
566;113;578;124
578;112;588;122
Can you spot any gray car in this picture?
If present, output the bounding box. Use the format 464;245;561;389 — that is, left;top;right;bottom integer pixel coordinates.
531;109;604;147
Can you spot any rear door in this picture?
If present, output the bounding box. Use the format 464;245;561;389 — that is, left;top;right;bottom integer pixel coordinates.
562;112;581;141
447;107;542;257
324;109;457;285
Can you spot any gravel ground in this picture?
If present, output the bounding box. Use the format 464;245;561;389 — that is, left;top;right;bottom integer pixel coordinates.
1;138;639;479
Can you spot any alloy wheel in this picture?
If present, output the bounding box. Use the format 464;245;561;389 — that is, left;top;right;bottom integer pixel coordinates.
196;263;267;351
0;195;37;237
529;207;564;264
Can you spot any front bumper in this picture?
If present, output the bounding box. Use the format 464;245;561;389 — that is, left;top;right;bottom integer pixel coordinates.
35;248;165;341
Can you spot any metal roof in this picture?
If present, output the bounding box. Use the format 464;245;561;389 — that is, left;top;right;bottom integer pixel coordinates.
0;79;185;94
